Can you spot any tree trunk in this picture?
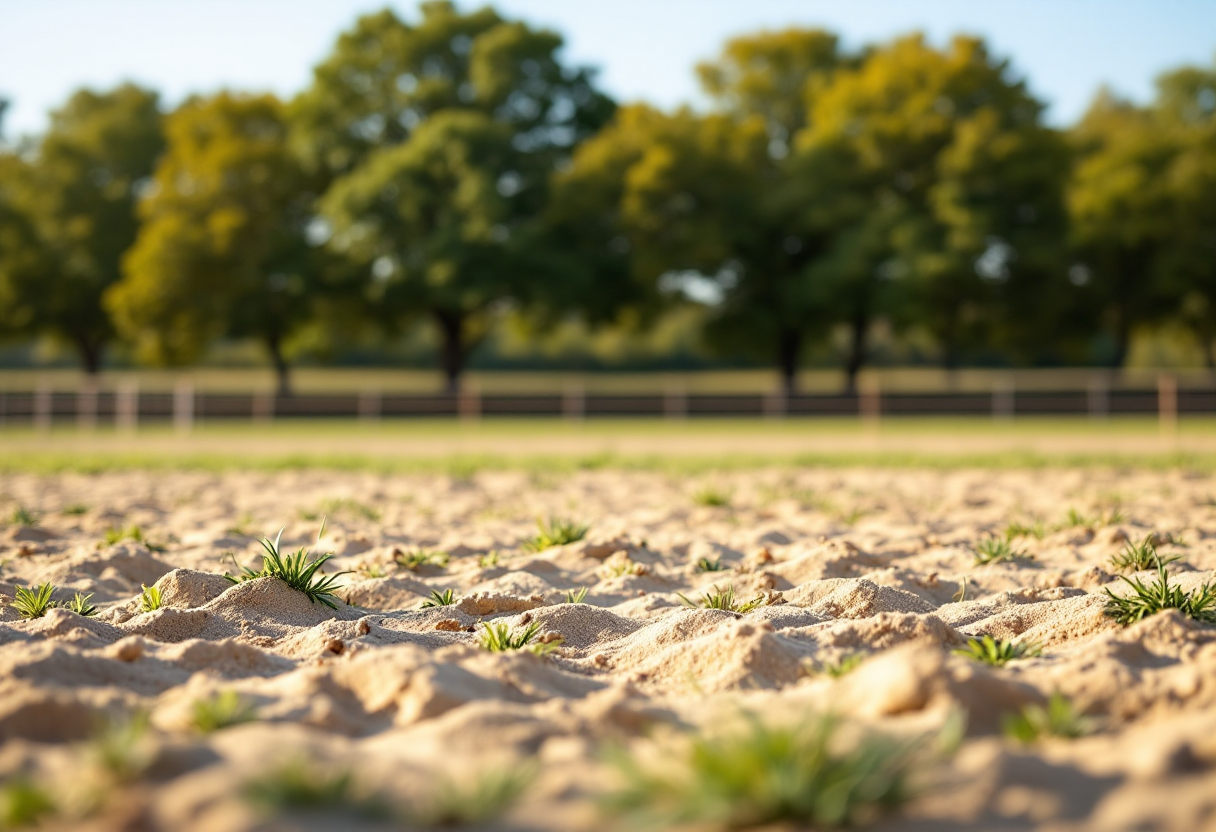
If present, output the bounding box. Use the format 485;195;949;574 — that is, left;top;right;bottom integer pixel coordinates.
776;329;801;396
843;313;868;394
1111;311;1131;370
434;310;465;394
74;336;103;375
266;333;292;397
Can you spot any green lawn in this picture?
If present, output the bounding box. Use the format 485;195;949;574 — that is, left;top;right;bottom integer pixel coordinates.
1;416;1213;474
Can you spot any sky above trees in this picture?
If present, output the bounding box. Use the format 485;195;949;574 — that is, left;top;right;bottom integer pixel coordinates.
1;0;1213;139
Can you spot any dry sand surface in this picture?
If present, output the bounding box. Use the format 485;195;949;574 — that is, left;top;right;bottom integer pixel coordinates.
2;466;1216;830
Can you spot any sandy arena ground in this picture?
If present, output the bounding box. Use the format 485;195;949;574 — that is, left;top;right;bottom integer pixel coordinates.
2;466;1216;831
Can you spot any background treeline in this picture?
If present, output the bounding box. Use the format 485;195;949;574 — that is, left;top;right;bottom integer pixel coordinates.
0;2;1214;393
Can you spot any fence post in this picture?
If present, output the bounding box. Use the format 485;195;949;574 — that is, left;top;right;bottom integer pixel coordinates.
563;381;586;420
358;389;381;422
252;391;274;423
763;388;788;419
458;384;480;422
859;377;881;429
1087;376;1109;419
1158;373;1178;436
664;382;687;420
34;381;51;433
992;376;1015;422
174;379;194;435
116;381;139;433
77;376;98;431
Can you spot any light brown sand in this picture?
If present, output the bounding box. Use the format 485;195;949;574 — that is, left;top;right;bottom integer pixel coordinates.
1;467;1215;830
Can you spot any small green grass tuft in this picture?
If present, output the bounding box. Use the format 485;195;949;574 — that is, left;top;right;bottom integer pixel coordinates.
394;548;450;571
1003;519;1046;540
11;583;55;619
190;690;257;733
420;588;457;608
478;550;501;568
692;487;732;508
61;503;89;516
412;767;533;827
225;527;348;609
1109;535;1180;573
564;586;589;604
522;516;589;552
605;714;933;829
101;525;166;552
695;556;725;572
244;762;385;818
0;775;56;828
64;591;98;617
8;506;38;527
973;537;1033;566
1003;693;1095;743
92;713;153;783
479;621;563;656
1103;551;1216;626
355;562;387;579
315;497;381;521
804;653;865;679
139;584;163;613
953;635;1042;667
677;584;766;614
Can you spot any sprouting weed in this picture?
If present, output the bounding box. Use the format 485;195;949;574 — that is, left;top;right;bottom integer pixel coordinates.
412;766;533;827
973;537;1033;566
8;506;38;527
65;592;98;617
695;557;725;573
225;527;348;609
479;621;563;656
244;762;385;818
1063;507;1124;531
564;587;589;604
692;487;732;508
953;635;1042;667
478;551;501;568
1110;535;1180;573
190;690;257;733
835;507;868;526
394;549;450;572
803;653;865;679
61;503;89;516
356;563;387;579
101;525;165;552
139;584;163;613
677;584;766;614
951;576;970;603
11;583;55;619
1160;531;1189;548
421;589;457;608
522;517;589;552
1103;551;1216;626
1003;519;1046;540
1003;693;1095;743
604;714;938;829
598;552;648;579
0;775;56;828
92;713;154;783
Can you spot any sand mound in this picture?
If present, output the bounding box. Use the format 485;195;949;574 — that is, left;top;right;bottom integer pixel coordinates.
792;611;965;652
785;578;936;618
154;568;233;609
339;574;431;610
513;603;643;651
626;619;809;692
962;592;1114;647
455;591;546;617
32;543;174;598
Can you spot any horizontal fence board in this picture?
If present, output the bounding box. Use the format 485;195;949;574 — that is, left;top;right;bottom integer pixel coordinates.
0;384;1213;423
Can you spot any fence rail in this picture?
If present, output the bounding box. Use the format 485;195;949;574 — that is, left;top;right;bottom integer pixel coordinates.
0;377;1209;428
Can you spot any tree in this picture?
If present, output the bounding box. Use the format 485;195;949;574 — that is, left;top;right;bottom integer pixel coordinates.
1068;90;1180;368
1153;63;1216;367
552;31;849;394
797;35;1069;378
0;84;162;373
294;1;615;389
107;92;335;395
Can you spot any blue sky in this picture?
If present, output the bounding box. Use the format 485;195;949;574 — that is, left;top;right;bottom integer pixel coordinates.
1;0;1213;138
